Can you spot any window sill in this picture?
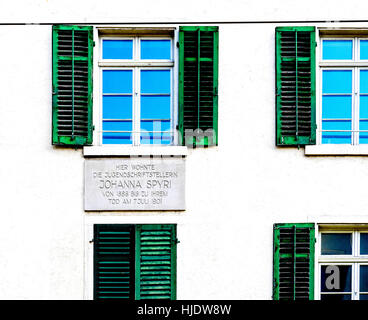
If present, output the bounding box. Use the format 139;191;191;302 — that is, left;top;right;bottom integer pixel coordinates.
83;146;188;157
305;145;368;156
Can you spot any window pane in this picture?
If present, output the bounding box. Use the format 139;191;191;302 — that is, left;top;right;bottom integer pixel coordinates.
103;132;132;144
141;70;171;94
322;70;352;94
141;96;171;119
322;96;352;118
361;234;368;255
360;294;368;300
141;120;170;132
103;120;132;132
360;96;368;118
141;40;171;60
320;294;352;300
321;265;352;292
103;96;132;119
321;233;352;255
359;120;368;144
322;132;351;144
360;40;368;60
322;40;353;60
322;120;351;144
103;70;132;93
140;121;172;145
360;70;368;94
360;265;368;292
140;132;172;145
102;40;133;59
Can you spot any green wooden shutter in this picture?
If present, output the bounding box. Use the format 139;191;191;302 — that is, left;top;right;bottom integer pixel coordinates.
273;223;315;300
275;27;316;146
94;224;135;300
179;26;219;147
52;25;93;146
135;224;177;300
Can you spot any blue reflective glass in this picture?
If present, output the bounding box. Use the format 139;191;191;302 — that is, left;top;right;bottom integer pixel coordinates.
361;233;368;255
322;132;351;144
360;70;368;93
359;120;368;131
359;120;368;144
103;132;132;144
103;70;132;93
141;96;170;119
360;294;368;300
103;120;132;131
323;40;353;60
323;70;352;94
360;40;368;60
321;265;352;292
141;120;171;132
322;96;352;118
321;233;352;255
141;70;171;94
360;96;368;118
102;40;133;59
140;132;172;145
103;96;132;119
141;40;171;60
322;120;351;131
360;266;368;292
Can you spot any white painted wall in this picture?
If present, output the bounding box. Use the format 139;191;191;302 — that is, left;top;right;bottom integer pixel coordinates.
0;0;368;299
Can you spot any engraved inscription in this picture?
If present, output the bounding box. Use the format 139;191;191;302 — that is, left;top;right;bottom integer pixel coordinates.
84;158;185;211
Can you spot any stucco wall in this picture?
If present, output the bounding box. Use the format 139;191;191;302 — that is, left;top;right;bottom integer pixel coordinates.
0;0;367;299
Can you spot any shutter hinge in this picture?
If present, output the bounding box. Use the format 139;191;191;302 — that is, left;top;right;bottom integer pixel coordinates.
176;41;179;48
92;125;95;131
93;41;96;47
89;239;94;244
174;238;180;244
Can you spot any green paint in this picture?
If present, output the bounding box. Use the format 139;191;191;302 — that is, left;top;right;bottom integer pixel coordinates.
52;25;93;146
179;26;219;147
94;224;177;301
273;223;315;300
275;26;316;146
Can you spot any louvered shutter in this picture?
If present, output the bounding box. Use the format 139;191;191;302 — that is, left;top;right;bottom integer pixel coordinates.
273;223;315;300
275;27;316;146
135;224;177;300
94;224;135;300
179;26;219;147
52;25;93;146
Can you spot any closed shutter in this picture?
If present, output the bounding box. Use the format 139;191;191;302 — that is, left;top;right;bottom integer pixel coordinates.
179;26;218;147
94;224;135;300
273;223;315;300
52;25;93;146
275;27;316;146
135;224;177;300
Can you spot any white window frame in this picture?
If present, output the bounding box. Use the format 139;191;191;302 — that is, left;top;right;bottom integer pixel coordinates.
92;28;179;147
317;35;368;146
318;229;368;300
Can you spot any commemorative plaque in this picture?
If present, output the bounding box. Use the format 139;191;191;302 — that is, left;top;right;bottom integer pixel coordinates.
84;158;185;211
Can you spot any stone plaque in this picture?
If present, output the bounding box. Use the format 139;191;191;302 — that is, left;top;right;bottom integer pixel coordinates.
84;158;185;211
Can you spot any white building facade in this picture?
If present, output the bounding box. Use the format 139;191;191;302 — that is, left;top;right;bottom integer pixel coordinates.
1;0;368;300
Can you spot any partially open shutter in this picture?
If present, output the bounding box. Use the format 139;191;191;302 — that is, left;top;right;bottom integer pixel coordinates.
179;26;218;147
94;224;135;300
52;25;93;146
273;223;315;300
275;27;316;146
135;224;177;300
